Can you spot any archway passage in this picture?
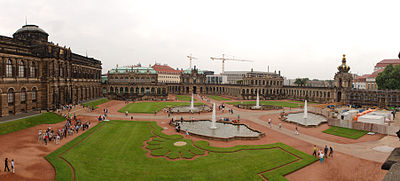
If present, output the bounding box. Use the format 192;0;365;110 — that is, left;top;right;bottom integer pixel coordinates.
337;91;342;102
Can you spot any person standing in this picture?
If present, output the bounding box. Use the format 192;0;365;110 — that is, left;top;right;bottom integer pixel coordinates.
4;158;10;172
329;146;334;157
295;127;299;135
324;145;328;158
279;123;282;129
268;119;272;128
313;145;317;157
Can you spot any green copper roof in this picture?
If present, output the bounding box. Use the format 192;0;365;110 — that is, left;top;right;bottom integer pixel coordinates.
101;76;107;83
109;66;157;74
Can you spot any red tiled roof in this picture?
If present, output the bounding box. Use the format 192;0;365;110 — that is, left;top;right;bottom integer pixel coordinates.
151;64;182;74
375;59;400;67
354;74;369;82
368;68;384;78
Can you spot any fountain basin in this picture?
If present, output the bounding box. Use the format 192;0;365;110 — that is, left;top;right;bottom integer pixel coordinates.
175;120;264;141
286;112;327;126
170;105;211;113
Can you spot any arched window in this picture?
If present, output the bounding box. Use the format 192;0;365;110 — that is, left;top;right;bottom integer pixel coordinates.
21;88;26;103
110;86;114;92
8;88;14;104
32;87;37;101
6;59;13;77
19;60;25;77
30;62;36;77
120;87;123;93
125;87;128;93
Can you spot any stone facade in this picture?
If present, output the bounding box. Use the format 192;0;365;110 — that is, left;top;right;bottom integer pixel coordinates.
103;65;167;100
0;25;102;117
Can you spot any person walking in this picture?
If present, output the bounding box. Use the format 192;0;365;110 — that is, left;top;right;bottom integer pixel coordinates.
268;119;272;128
329;146;334;157
279;123;282;129
324;145;328;158
313;145;317;157
319;150;324;163
295;127;299;135
4;158;10;172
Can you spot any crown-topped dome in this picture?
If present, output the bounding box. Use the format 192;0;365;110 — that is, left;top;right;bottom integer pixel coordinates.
337;54;350;73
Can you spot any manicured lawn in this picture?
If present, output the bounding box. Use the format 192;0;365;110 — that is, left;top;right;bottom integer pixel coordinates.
0;112;66;135
176;95;196;101
207;95;231;101
323;126;368;139
118;102;204;114
227;101;299;108
82;98;109;109
48;121;317;181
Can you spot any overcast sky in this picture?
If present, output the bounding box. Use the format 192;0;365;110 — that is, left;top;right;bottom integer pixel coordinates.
1;0;399;79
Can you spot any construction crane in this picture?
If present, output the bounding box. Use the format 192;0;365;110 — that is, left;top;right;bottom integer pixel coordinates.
210;54;252;73
186;54;197;69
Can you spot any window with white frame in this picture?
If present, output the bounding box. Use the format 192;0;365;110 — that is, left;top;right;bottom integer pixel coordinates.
8;89;14;104
6;59;13;77
19;60;25;77
32;88;37;101
21;88;26;102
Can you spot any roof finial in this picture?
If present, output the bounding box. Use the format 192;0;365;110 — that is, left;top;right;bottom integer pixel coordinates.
25;16;27;25
342;54;346;63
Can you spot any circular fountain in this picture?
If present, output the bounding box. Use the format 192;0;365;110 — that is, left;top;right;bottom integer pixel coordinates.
174;102;264;141
285;100;327;126
170;94;211;113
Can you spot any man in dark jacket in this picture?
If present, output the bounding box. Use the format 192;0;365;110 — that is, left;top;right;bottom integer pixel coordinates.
4;158;10;172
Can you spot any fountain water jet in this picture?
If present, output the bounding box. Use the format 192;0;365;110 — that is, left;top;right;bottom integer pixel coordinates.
190;93;194;110
254;91;261;109
303;100;308;125
210;103;217;129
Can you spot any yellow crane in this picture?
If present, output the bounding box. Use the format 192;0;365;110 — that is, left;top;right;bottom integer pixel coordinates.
186;54;198;69
210;54;252;73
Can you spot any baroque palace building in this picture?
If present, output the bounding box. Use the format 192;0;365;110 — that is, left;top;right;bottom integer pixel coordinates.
104;55;400;107
0;24;102;117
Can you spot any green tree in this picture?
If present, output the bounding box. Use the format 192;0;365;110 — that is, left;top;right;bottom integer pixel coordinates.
376;64;400;90
294;78;309;86
294;78;303;86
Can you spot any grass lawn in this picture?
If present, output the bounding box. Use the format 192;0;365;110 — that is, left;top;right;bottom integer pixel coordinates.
207;95;231;101
227;101;299;108
323;126;368;139
47;121;317;181
82;98;109;109
176;95;196;101
118;102;205;114
0;112;66;135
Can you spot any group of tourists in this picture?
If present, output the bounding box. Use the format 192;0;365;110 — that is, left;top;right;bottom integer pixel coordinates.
3;158;14;174
61;104;75;112
37;117;91;146
313;145;333;163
